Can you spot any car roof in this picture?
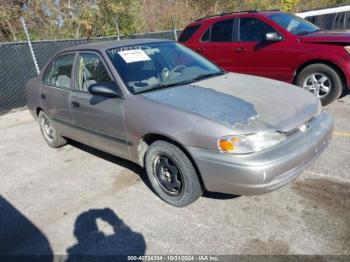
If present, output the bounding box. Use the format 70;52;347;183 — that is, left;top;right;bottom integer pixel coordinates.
60;38;173;53
192;10;282;23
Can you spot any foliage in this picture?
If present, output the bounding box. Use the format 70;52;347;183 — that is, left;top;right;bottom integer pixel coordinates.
0;0;349;42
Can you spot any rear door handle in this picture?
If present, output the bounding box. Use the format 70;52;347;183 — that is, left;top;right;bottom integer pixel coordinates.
234;47;247;53
71;101;80;108
41;94;46;99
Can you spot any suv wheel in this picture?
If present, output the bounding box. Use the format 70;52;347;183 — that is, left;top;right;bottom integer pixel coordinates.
38;111;67;148
145;141;202;207
296;63;344;106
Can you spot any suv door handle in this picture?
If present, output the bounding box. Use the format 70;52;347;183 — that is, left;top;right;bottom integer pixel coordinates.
234;47;247;53
71;101;80;108
195;47;205;53
41;94;46;99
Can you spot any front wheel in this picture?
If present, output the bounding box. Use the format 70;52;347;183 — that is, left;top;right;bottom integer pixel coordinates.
296;63;344;106
145;141;202;207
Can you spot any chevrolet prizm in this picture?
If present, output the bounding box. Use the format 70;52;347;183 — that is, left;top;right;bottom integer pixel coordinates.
26;39;333;207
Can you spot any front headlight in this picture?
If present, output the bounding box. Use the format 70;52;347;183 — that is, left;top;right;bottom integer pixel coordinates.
344;46;350;55
218;132;286;154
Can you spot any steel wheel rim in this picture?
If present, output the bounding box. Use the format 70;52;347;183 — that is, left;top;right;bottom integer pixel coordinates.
153;155;183;196
40;115;54;142
302;72;332;99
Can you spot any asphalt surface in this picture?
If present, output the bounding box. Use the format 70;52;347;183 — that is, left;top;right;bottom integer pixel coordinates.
0;95;349;256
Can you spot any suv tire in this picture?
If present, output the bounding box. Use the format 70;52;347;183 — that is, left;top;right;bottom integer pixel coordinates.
296;63;343;106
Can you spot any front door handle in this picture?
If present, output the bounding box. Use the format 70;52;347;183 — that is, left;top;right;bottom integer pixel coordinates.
196;47;205;53
71;101;80;108
41;94;46;99
234;47;247;53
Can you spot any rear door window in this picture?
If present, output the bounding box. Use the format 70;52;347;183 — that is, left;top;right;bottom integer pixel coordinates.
210;19;235;42
43;53;75;89
178;24;201;42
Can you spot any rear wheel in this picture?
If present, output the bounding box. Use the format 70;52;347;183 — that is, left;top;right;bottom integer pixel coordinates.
38;111;67;148
145;141;202;207
296;63;344;106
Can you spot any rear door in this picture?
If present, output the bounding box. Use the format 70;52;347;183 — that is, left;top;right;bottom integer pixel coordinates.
70;51;129;158
195;18;237;71
232;17;292;81
40;53;75;135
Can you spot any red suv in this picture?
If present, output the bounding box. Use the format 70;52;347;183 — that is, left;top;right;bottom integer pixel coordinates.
179;10;350;105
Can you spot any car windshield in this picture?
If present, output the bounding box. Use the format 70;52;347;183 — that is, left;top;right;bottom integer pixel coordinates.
106;42;223;94
268;13;320;35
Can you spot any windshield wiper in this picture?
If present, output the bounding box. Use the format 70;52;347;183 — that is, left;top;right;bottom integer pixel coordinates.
189;71;225;82
134;79;196;94
297;29;322;35
134;71;225;94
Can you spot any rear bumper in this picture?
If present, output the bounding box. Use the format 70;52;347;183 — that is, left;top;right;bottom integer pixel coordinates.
187;112;333;195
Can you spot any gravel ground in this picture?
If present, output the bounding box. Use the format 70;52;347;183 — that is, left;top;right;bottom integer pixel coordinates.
0;95;349;257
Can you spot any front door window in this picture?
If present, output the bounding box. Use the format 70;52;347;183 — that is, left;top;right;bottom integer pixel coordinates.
76;53;114;92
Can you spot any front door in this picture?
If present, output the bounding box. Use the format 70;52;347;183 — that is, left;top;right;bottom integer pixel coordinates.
70;52;129;158
232;17;292;81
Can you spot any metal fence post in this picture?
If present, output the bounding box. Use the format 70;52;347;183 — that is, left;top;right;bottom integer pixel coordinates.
172;17;178;41
115;17;120;40
20;17;40;75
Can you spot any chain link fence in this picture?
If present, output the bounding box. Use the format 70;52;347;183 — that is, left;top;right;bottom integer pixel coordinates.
0;30;179;115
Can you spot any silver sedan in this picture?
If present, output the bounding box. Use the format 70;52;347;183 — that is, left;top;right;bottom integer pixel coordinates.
26;39;333;207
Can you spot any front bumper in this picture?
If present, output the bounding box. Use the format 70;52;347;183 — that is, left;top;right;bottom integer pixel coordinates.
187;112;333;195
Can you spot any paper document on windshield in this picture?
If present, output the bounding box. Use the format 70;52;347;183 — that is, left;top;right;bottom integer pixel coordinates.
118;49;151;63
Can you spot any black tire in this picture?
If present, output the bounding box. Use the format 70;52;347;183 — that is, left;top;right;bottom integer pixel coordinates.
145;141;202;207
38;111;67;148
296;63;344;106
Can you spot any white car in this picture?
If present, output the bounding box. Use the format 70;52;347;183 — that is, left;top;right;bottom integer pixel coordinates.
296;4;350;31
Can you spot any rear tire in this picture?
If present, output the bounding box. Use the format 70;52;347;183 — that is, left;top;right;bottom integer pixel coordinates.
145;141;202;207
296;63;344;106
38;111;67;148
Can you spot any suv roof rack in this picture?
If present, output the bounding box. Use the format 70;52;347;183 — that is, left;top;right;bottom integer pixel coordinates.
194;9;280;22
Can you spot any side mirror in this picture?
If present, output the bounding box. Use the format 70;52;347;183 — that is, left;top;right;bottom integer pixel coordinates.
265;32;282;42
88;82;121;98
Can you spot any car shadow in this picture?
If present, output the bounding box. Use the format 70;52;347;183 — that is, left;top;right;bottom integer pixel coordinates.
339;88;349;99
0;195;53;260
68;140;241;201
68;140;152;191
66;208;146;260
202;191;240;200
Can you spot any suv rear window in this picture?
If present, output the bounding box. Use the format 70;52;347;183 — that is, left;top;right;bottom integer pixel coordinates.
178;24;201;42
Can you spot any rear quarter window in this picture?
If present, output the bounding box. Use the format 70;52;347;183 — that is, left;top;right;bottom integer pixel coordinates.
178;24;201;42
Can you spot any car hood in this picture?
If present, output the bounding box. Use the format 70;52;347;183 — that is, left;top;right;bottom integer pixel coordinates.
142;73;320;133
299;31;350;44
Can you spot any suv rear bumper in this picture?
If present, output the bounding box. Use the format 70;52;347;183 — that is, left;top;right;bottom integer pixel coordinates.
186;112;333;195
